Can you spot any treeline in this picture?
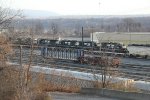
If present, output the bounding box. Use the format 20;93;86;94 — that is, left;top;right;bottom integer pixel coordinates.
10;16;150;37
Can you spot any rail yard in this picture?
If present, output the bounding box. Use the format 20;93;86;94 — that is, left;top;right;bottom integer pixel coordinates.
9;45;150;82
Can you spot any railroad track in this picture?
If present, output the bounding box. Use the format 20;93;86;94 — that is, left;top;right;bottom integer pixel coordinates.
119;64;150;82
9;48;150;82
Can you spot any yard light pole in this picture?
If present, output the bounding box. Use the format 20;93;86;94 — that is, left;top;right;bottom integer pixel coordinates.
91;26;94;51
82;27;84;48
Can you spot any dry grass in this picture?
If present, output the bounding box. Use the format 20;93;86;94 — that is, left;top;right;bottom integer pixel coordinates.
0;34;52;100
0;65;139;100
32;73;81;93
0;65;80;100
0;67;18;100
0;65;52;100
0;34;80;100
0;35;12;69
107;82;140;92
92;80;140;92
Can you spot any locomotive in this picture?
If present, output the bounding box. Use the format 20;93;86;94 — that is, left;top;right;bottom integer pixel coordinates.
12;38;129;54
37;38;99;50
101;42;129;54
37;38;129;54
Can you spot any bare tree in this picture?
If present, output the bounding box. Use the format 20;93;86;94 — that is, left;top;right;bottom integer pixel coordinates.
0;7;21;30
51;22;58;39
115;18;143;32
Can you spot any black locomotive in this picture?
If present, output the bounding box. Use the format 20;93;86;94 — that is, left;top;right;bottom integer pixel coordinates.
12;37;129;54
37;39;99;50
37;39;129;54
101;42;129;53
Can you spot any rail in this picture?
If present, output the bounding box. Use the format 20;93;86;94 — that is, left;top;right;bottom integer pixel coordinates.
8;45;150;82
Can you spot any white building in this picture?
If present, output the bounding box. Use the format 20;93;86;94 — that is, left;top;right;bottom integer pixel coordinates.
91;32;150;45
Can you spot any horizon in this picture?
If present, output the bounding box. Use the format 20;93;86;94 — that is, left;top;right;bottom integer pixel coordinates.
21;9;150;19
4;0;150;16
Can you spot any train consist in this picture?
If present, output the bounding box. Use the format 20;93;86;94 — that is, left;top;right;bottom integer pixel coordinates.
37;39;127;67
12;37;129;54
12;38;129;67
12;38;129;53
37;38;129;54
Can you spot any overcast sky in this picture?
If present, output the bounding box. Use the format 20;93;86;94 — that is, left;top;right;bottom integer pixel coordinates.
5;0;150;15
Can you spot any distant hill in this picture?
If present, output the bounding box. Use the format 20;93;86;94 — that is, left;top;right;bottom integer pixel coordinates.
23;9;60;18
48;14;150;19
22;9;150;19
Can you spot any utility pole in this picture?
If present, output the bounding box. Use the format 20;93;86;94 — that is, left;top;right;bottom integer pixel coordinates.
91;26;94;51
19;45;23;89
82;27;84;48
128;24;131;44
